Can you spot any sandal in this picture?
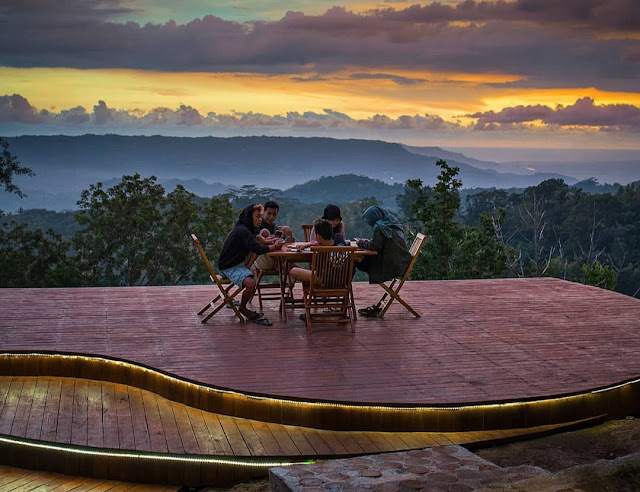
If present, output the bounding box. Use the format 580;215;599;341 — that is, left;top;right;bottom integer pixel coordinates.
248;313;272;326
246;312;265;320
250;317;272;326
225;299;240;308
358;305;381;317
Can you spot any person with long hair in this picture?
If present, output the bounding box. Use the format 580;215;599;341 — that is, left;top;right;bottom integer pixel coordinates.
218;204;284;325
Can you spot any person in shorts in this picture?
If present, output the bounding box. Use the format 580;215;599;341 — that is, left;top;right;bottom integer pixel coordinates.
218;204;284;325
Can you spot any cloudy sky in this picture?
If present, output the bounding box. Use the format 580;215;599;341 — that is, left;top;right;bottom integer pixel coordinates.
1;0;639;149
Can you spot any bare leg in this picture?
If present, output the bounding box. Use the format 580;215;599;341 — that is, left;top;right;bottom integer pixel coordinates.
240;276;258;318
289;266;312;283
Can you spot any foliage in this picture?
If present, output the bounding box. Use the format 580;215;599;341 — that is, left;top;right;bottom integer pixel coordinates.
401;160;507;280
0;217;80;287
461;179;640;296
73;174;234;286
1;209;80;238
0;137;34;199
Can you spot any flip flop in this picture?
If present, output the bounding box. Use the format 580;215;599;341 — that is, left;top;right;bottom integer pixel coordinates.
225;299;240;308
249;316;272;326
246;312;265;320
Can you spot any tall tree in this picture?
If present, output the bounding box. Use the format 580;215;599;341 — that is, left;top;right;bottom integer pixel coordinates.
74;174;167;286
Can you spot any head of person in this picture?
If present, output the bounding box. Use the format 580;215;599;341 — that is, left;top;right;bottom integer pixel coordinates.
361;206;388;227
313;219;334;245
263;200;280;225
361;206;404;239
322;204;342;229
237;204;264;231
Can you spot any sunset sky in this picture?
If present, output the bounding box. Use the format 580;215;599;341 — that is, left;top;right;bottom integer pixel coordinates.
1;0;640;149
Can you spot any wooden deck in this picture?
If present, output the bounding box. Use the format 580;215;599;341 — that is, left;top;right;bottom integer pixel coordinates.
1;278;640;486
0;465;179;491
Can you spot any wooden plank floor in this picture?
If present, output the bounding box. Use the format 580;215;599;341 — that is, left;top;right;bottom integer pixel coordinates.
1;279;639;405
0;464;179;491
0;376;592;458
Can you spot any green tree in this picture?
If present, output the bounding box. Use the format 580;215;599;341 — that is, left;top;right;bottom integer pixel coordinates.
74;174;167;286
1;137;34;198
0;218;79;287
407;160;462;279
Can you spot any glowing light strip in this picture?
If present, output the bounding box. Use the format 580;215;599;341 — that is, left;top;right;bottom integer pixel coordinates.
2;352;639;413
0;435;309;468
590;377;640;393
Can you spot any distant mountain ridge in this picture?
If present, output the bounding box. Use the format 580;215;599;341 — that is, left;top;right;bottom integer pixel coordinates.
2;134;576;212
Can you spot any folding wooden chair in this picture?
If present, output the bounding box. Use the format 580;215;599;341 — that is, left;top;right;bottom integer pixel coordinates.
301;224;314;242
375;233;427;318
254;264;282;309
191;234;245;323
302;246;358;334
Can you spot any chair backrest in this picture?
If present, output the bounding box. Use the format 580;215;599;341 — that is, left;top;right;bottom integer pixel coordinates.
191;234;226;288
301;224;314;242
309;246;358;295
401;233;427;281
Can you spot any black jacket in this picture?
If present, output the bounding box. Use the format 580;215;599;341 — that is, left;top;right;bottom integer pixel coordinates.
357;229;412;283
218;225;269;270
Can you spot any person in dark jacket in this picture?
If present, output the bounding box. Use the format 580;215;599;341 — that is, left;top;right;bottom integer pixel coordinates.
355;206;412;316
218;204;284;325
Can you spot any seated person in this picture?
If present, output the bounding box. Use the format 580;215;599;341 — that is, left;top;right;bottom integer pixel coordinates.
354;206;413;316
218;204;284;325
309;204;346;242
289;219;346;285
254;200;294;272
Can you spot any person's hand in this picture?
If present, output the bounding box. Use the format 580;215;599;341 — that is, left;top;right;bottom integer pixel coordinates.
273;239;284;250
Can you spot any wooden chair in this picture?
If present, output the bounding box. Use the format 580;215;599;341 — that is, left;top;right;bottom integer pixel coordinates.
254;264;282;309
191;234;245;323
301;224;314;242
375;233;427;318
302;246;358;334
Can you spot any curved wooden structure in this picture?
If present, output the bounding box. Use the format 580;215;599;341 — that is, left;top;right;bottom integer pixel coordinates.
1;278;639;486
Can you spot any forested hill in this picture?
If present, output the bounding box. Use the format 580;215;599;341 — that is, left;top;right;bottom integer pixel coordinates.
4;135;571;198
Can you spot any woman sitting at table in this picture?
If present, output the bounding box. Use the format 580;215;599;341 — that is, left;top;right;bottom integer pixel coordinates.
218;204;284;325
309;204;346;242
354;206;412;317
289;219;346;285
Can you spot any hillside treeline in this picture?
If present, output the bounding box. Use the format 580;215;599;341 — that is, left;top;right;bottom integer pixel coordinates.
2;152;639;297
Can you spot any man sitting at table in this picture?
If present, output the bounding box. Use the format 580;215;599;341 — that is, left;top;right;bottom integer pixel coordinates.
254;200;294;272
288;219;346;285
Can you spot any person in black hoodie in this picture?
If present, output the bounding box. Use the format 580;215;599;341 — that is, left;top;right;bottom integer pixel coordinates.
218;204;284;325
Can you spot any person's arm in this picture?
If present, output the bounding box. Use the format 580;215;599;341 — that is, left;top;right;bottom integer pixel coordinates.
243;229;271;255
357;229;384;251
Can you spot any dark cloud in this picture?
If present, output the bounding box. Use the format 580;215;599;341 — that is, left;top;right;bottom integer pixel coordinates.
349;72;426;85
371;0;640;31
61;106;90;124
0;0;638;93
0;93;456;133
470;97;640;129
0;94;42;123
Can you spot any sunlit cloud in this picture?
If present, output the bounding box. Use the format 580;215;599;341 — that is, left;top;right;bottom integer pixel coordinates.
0;0;639;149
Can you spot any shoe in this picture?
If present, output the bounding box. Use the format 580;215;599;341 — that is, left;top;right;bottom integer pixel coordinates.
358;305;381;317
